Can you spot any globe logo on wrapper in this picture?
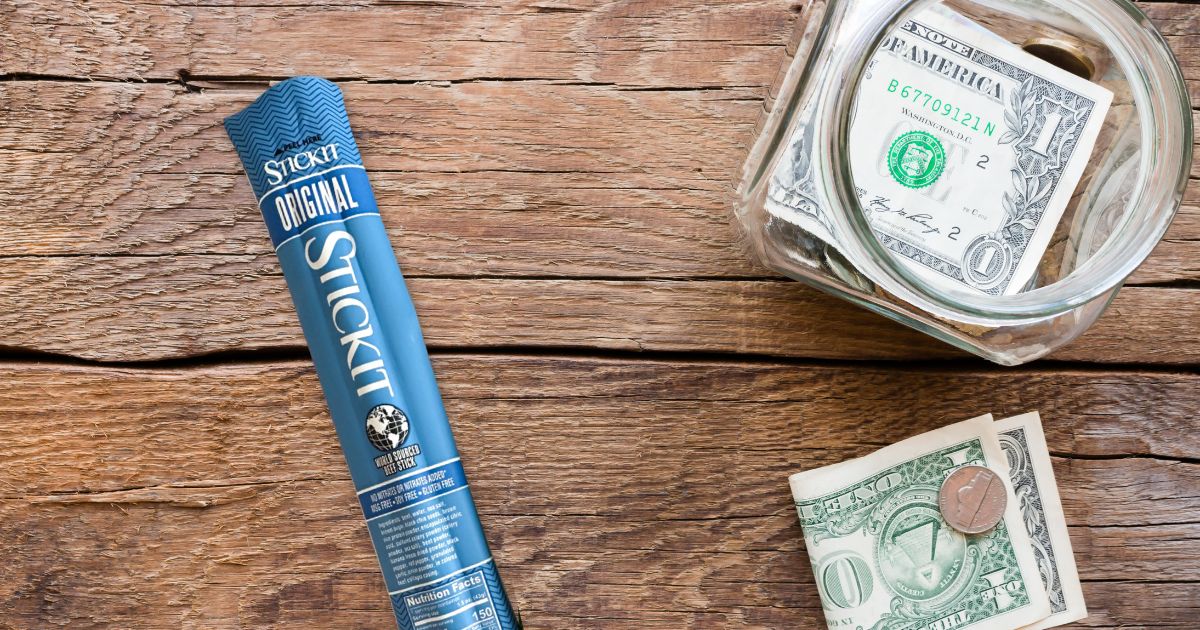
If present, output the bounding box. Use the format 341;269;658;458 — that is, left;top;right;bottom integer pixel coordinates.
225;76;521;630
365;404;410;452
887;130;946;189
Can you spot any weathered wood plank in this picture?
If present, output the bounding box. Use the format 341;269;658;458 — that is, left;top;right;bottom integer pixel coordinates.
0;81;759;179
0;80;763;278
0;82;1196;282
2;488;1197;628
0;0;797;87
3;490;1197;628
2;1;1196;101
0;358;1197;628
0;0;1195;627
2;358;1197;509
0;254;1195;363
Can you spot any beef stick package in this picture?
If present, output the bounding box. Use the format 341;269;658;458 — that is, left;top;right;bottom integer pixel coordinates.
225;76;519;630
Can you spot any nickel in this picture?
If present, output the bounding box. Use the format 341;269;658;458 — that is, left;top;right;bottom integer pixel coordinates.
939;465;1008;534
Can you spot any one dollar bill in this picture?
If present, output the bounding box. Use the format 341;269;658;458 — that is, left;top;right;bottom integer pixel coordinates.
995;413;1087;629
767;7;1113;295
789;413;1086;629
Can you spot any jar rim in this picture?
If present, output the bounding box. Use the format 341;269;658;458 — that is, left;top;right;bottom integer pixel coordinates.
816;0;1193;322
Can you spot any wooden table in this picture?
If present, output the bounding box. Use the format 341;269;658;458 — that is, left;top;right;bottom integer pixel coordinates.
1;1;1197;627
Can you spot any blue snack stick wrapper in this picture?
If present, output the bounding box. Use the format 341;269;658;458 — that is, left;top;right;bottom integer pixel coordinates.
225;77;520;630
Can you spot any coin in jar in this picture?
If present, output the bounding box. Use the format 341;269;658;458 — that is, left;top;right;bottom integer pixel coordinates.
938;465;1008;534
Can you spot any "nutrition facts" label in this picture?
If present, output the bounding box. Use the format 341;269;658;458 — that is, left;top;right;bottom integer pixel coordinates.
402;570;502;630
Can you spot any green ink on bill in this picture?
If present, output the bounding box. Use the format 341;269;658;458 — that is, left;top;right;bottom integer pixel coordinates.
888;130;947;189
790;413;1086;630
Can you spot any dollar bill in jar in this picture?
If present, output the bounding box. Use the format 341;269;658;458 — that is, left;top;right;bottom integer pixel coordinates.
767;6;1114;296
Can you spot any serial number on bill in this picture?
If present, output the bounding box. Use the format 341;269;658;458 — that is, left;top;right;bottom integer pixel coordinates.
886;79;998;137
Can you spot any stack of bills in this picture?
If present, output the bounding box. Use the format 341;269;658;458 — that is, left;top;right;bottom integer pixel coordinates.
790;413;1086;629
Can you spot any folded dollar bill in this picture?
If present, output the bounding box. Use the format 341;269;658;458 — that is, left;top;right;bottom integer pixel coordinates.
768;6;1113;296
789;413;1086;630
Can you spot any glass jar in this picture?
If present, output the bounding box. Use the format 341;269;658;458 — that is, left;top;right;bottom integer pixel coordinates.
734;0;1192;365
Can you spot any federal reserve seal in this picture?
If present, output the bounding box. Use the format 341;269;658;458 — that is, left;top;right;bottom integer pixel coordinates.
888;131;946;189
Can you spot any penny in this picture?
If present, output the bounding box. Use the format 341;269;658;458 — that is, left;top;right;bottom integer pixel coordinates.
938;465;1008;534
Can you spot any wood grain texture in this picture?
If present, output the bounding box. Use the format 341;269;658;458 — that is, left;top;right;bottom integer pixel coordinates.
0;0;1197;627
0;80;1196;277
1;358;1198;628
0;79;1194;363
1;259;1199;363
0;80;759;274
0;9;1196;366
0;1;1195;97
0;0;795;87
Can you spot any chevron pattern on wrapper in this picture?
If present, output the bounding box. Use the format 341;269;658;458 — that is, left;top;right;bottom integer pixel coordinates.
224;76;521;630
224;76;364;200
484;562;523;629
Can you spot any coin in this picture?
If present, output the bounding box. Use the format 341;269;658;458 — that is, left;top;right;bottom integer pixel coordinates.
938;465;1008;534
